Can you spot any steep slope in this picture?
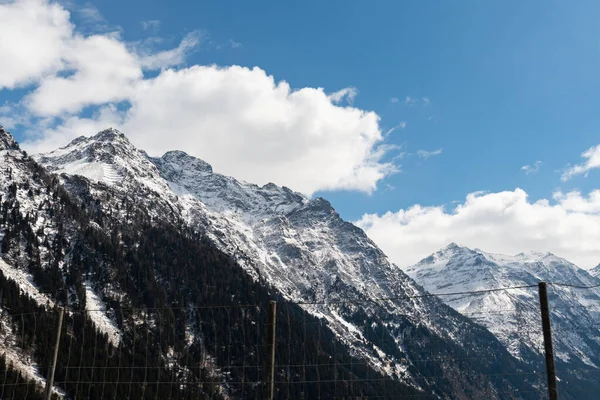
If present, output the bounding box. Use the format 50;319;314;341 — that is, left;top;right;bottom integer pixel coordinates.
590;263;600;278
0;126;423;399
405;243;600;399
31;128;545;399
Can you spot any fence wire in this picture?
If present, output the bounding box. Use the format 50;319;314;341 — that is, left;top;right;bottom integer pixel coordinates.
0;283;599;399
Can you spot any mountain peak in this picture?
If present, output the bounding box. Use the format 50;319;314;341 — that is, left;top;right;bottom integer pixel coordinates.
34;128;167;188
0;125;20;151
444;242;462;251
403;243;600;373
37;128;137;168
92;127;126;141
436;242;477;258
56;127;133;155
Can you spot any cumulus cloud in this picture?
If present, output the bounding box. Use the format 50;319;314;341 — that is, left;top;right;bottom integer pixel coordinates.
553;190;600;214
561;144;600;181
0;0;72;89
0;0;398;196
25;34;142;116
521;160;541;175
416;148;442;159
356;189;600;269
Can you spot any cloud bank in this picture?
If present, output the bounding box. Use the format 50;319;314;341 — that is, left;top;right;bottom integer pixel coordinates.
356;189;600;269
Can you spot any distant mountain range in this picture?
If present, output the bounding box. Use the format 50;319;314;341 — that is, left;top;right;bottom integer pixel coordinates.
405;243;600;399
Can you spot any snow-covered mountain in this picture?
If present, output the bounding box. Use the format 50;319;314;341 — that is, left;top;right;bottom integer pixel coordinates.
23;128;547;398
590;263;600;278
405;243;600;396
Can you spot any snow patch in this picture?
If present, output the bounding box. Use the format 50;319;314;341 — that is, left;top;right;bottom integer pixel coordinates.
84;282;122;346
0;259;55;308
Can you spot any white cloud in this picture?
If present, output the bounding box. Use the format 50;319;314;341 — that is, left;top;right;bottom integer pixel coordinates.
141;19;160;31
0;0;72;89
60;1;118;34
404;96;416;105
356;188;600;269
25;34;142;116
120;68;395;196
75;2;103;24
390;97;399;103
137;31;203;69
0;103;28;129
416;148;442;159
384;122;405;136
561;144;600;181
553;190;600;214
2;1;398;196
1;0;200;118
23;104;123;151
521;160;541;175
328;87;357;105
422;97;430;106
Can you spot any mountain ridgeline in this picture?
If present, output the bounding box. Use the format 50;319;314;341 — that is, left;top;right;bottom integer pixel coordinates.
0;126;548;399
406;244;600;399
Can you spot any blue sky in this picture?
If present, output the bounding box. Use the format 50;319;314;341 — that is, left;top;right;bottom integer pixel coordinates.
74;0;600;219
1;0;599;266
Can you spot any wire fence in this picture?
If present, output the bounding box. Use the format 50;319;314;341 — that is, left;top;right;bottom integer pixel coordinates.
1;282;599;399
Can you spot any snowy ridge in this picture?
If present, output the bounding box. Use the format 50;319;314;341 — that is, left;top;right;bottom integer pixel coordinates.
148;151;497;390
34;129;176;206
405;243;600;369
32;128;545;397
590;264;600;278
38;133;443;387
